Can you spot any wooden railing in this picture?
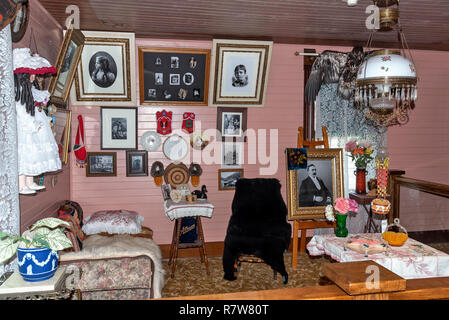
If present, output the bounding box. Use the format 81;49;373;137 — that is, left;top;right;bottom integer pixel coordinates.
389;169;449;223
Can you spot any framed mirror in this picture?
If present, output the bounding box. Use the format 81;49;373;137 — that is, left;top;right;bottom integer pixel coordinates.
48;29;85;106
53;108;72;165
163;135;189;162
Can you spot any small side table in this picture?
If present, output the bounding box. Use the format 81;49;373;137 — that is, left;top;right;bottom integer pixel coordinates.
349;192;380;233
163;199;214;278
0;267;76;300
168;216;209;278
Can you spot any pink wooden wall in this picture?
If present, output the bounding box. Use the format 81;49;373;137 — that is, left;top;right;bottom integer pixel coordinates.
13;0;66;232
388;49;449;232
4;0;447;248
70;38;449;244
13;0;448;240
69;40;306;244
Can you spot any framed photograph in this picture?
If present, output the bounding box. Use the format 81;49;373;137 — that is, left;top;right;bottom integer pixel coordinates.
209;39;273;107
10;1;29;43
86;152;117;177
218;168;244;191
221;142;243;169
48;29;85;106
126;150;148;177
161;184;172;201
70;31;136;106
286;148;344;220
138;47;210;105
53;108;72;165
217;107;247;142
101;107;137;150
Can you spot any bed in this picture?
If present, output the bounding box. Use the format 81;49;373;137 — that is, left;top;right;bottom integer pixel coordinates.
58;202;165;300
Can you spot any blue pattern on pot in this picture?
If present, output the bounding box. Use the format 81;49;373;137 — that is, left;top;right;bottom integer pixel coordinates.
17;247;59;282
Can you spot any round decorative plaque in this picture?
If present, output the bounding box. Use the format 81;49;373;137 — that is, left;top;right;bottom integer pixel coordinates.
164;162;190;188
141;131;161;152
163;134;189;161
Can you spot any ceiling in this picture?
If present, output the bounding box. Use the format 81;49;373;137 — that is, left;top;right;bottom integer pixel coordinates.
39;0;449;51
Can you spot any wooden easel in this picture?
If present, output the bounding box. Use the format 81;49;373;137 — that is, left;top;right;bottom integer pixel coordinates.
291;126;336;269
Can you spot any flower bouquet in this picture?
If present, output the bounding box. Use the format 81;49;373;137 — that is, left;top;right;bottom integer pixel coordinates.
345;140;374;169
325;197;358;237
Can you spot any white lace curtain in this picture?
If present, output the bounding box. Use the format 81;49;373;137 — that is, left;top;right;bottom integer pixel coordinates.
0;25;20;275
314;83;385;234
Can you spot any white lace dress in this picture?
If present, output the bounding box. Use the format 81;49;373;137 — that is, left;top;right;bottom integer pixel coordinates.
16;88;62;176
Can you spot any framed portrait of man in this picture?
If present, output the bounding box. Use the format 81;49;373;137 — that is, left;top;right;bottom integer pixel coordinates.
286;148;344;220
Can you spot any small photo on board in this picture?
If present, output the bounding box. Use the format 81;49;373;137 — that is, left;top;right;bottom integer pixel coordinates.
170;56;179;68
218;168;244;190
170;74;180;85
155;73;163;85
189;57;197;69
148;89;157;98
183;72;194;86
178;88;187;100
164;90;172;99
193;88;200;97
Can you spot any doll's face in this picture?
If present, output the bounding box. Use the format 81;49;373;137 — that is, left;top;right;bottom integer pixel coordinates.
29;74;36;82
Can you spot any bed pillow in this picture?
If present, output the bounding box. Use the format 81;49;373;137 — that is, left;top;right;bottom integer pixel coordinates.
82;210;144;235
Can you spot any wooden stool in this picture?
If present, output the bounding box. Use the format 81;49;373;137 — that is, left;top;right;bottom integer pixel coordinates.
168;216;209;278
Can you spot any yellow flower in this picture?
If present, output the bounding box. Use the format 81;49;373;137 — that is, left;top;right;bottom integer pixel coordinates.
366;148;373;154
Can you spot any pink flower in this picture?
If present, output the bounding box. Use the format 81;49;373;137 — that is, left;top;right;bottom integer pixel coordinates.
334;197;359;215
345;141;357;152
334;197;350;214
348;199;359;213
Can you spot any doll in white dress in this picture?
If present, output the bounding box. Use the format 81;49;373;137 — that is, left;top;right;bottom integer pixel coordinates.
13;48;61;195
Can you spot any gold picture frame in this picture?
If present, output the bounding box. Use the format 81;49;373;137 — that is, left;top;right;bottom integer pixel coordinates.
70;31;136;106
48;29;85;106
209;39;273;107
53;108;72;165
286;148;344;220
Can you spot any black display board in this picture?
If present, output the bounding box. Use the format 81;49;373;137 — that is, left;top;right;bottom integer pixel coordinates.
138;47;210;105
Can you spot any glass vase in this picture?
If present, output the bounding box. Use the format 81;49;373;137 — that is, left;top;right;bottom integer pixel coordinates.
334;213;348;237
355;168;367;194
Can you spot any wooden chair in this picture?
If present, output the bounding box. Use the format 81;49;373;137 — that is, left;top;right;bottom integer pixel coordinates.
291;126;336;269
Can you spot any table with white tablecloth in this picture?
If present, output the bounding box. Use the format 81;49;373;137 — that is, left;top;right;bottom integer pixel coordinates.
163;199;214;220
307;233;449;280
